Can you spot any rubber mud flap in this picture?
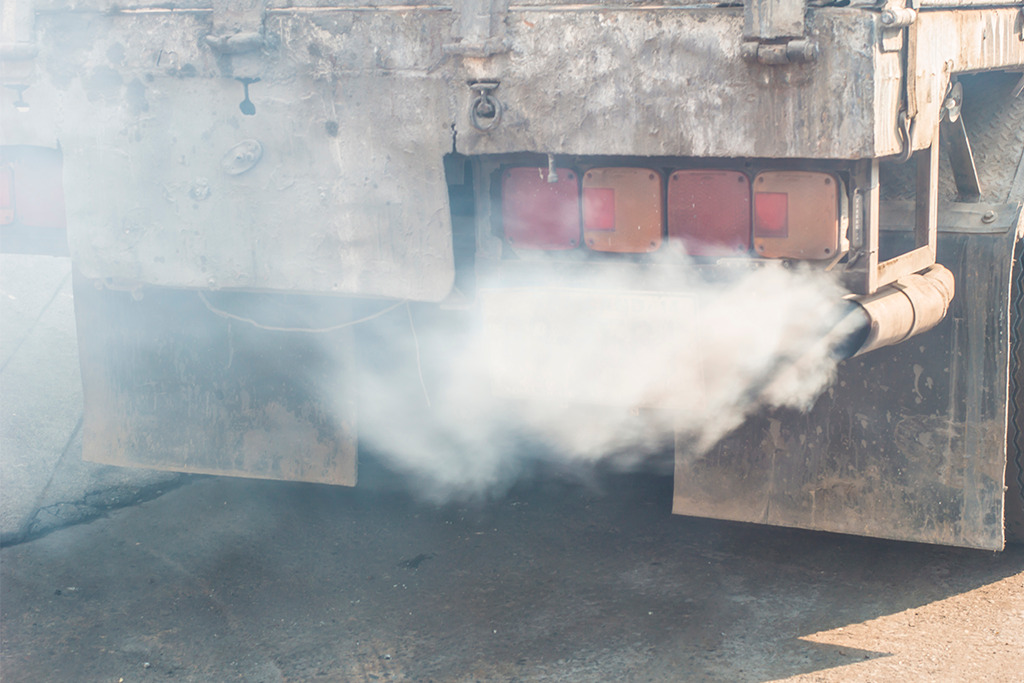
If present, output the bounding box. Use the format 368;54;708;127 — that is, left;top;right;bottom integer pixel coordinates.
674;223;1020;550
73;273;358;485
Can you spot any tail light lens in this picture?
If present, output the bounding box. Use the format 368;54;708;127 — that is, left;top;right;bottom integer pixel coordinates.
753;171;844;260
583;167;662;253
501;166;580;250
667;170;750;255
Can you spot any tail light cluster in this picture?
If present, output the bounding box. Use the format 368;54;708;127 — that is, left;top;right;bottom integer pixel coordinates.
500;165;846;260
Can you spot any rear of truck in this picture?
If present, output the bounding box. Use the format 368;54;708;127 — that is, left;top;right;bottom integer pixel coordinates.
2;0;1022;549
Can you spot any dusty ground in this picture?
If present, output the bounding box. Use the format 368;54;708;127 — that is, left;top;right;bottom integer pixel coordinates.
1;462;1022;683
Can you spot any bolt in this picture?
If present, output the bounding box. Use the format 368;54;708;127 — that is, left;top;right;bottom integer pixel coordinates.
981;210;997;224
880;9;897;25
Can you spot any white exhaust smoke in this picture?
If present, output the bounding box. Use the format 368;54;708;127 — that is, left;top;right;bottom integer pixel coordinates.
349;253;863;501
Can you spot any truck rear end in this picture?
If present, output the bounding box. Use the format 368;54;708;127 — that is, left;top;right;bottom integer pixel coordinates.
2;0;1022;548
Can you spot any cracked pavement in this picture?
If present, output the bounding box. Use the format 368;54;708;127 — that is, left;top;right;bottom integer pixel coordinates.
0;254;183;547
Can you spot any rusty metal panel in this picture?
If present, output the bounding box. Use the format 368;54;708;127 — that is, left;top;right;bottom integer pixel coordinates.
744;0;806;40
916;0;1024;6
907;8;1024;153
458;9;902;159
74;274;358;485
673;209;1022;550
24;10;454;300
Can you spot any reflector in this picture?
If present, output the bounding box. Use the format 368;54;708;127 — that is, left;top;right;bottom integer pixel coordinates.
752;171;843;260
583;188;616;231
753;192;788;238
501;166;580;250
668;170;751;255
582;168;663;253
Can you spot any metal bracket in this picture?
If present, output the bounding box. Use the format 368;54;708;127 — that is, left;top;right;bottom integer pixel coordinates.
879;1;916;52
844;122;940;295
204;0;268;55
444;0;509;57
740;40;818;65
741;0;817;65
940;81;982;202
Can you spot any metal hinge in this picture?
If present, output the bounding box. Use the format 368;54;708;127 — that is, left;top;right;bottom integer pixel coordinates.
878;0;916;53
741;0;818;65
204;0;268;55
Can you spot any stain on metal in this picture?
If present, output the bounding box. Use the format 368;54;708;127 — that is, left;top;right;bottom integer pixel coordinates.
673;224;1019;550
74;272;358;486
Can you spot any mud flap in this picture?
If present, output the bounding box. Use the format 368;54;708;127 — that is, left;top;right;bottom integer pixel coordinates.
674;208;1022;550
73;274;357;485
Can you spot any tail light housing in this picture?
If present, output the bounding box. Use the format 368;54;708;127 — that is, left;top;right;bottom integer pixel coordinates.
501;166;580;250
667;170;750;255
0;146;66;229
583;168;662;253
752;171;846;260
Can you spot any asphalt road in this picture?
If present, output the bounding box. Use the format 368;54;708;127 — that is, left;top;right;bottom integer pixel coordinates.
2;253;1023;682
2;462;1023;683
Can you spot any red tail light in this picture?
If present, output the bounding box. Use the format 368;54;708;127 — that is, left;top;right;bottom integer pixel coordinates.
583;187;616;231
501;166;580;250
753;192;788;238
668;170;751;255
582;168;663;253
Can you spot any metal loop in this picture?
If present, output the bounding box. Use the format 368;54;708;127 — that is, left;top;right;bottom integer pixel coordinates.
470;93;502;132
896;111;916;164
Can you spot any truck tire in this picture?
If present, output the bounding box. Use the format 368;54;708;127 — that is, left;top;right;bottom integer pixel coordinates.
1008;244;1024;543
985;71;1024;542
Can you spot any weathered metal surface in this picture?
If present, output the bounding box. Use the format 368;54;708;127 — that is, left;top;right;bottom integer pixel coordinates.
673;209;1022;550
11;9;455;299
744;0;806;40
5;2;1022;296
908;8;1024;152
74;273;358;484
881;200;1021;233
846;264;955;357
458;9;903;159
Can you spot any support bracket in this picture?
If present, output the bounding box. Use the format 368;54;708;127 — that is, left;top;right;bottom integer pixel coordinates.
940;81;982;202
741;0;817;65
844;123;940;295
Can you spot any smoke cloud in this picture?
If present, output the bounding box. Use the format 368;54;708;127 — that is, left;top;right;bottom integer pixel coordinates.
349;250;864;501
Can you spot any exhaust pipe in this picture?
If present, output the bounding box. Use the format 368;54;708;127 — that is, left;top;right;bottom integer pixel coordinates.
842;264;956;358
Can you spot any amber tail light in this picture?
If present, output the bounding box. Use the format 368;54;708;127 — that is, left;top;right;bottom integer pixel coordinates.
752;171;846;260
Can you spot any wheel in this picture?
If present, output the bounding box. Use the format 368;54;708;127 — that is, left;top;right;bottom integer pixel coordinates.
1007;243;1024;543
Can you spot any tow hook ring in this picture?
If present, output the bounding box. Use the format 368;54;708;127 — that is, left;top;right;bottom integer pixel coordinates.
896;110;916;164
469;82;502;132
